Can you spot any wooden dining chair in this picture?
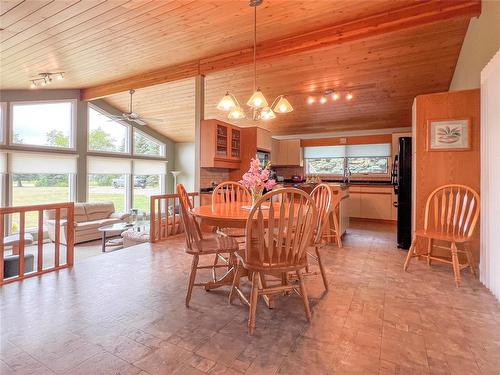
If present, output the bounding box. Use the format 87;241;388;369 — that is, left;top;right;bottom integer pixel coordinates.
229;188;318;334
212;181;251;240
403;184;480;287
321;187;343;248
212;181;251;205
307;183;333;290
177;184;240;307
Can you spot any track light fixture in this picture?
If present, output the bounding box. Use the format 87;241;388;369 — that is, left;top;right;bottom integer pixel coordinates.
307;88;355;105
29;72;64;88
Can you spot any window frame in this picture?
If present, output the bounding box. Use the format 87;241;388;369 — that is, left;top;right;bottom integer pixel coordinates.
87;103;131;155
9;99;77;151
305;157;345;177
347;156;391;177
305;156;391;178
132;128;166;158
0;102;6;145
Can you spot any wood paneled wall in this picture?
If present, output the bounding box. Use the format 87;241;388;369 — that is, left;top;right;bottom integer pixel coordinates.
414;89;480;259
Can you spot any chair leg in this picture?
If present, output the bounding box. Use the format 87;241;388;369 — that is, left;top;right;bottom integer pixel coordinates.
463;242;477;278
333;212;342;248
248;272;259;335
212;254;219;282
450;242;461;287
403;238;417;271
229;262;243;305
186;255;199;307
315;245;328;291
296;269;312;322
259;272;275;309
427;238;433;267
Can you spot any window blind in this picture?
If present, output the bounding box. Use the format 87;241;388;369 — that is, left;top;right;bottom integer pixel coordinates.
303;145;346;158
9;152;77;174
346;143;391;157
304;143;391;158
133;159;167;175
87;156;131;174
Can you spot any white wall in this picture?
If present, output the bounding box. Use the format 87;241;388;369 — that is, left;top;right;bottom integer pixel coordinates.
480;49;500;300
174;143;195;192
450;0;500;91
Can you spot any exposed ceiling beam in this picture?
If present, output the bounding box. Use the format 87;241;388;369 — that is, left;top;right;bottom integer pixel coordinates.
81;0;480;101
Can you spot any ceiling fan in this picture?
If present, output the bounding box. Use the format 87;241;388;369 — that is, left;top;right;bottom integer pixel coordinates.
109;89;163;126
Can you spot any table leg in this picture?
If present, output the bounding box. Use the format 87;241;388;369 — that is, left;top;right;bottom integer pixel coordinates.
101;231;106;253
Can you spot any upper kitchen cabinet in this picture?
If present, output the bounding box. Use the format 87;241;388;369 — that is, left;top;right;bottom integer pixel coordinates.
271;139;303;166
200;119;241;169
256;128;272;151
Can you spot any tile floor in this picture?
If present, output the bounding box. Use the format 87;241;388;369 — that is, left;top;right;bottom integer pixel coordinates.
1;221;499;374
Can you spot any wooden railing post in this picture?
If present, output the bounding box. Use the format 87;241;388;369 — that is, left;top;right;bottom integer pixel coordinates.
66;202;75;267
37;210;43;272
150;197;156;243
54;209;61;268
18;212;25;278
149;192;198;242
0;213;4;282
0;202;75;285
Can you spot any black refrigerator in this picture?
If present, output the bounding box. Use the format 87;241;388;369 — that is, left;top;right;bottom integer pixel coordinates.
391;137;412;249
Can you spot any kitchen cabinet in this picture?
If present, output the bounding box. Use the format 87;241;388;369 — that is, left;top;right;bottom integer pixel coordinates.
256;128;272;151
347;185;394;221
271;139;303;166
200;120;241;169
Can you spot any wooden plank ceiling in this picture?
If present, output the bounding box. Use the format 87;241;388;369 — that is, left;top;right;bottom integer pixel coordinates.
104;78;195;143
0;0;476;142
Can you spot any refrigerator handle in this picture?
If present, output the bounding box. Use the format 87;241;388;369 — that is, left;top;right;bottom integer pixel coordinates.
391;155;399;193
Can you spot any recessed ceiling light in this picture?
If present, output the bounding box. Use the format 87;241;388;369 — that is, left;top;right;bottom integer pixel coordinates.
307;97;315;104
320;97;327;104
346;93;353;100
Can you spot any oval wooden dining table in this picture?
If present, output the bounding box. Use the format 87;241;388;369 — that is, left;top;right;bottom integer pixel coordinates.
191;201;289;308
191;202;264;229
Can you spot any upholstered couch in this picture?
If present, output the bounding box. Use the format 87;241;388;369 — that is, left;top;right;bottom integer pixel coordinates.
45;202;129;244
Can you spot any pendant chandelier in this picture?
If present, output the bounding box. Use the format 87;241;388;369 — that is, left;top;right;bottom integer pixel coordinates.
216;0;293;121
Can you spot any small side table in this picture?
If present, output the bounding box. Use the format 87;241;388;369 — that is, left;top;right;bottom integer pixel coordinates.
97;223;133;252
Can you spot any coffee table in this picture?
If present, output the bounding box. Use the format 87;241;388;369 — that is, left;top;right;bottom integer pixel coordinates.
98;222;134;252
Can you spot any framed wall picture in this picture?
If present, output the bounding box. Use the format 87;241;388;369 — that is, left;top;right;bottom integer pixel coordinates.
427;118;471;151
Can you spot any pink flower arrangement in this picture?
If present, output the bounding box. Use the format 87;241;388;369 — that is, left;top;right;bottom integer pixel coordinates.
240;158;276;192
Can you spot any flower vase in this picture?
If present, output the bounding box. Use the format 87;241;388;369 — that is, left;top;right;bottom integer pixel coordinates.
251;187;263;206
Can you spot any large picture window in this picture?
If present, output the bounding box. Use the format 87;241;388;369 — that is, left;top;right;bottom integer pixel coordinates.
132;160;166;213
88;106;129;153
88;174;127;213
304;143;391;176
87;156;132;212
11;101;74;149
9;152;77;230
12;173;71;229
133;129;165;157
133;175;161;213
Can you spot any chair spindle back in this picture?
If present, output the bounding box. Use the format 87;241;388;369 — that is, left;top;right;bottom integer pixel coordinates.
244;188;317;270
177;184;203;253
212;181;251;205
310;184;332;244
424;184;480;239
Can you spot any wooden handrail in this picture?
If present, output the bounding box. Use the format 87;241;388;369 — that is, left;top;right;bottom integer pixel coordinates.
0;202;75;285
150;192;198;243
